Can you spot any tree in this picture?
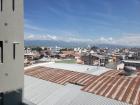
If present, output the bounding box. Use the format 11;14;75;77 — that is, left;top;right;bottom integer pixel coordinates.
32;47;42;52
91;46;98;51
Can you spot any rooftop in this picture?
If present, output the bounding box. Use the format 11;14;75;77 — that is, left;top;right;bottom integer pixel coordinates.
24;62;111;76
123;60;140;64
24;63;140;105
24;75;130;105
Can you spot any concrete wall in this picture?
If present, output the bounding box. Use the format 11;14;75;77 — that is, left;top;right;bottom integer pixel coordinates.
0;0;24;92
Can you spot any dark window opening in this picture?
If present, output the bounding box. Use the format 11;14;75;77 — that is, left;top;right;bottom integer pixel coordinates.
0;93;4;105
12;0;15;11
13;42;20;60
13;44;16;59
1;0;3;11
0;41;3;63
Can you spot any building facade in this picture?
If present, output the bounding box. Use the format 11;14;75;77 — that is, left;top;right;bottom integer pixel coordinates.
0;0;24;105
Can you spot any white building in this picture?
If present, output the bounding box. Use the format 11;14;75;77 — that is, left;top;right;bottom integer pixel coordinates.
0;0;24;105
123;60;140;68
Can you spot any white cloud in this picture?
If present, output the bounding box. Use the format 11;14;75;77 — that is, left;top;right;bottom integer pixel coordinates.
47;34;57;40
25;34;58;40
116;35;140;46
24;33;93;43
26;34;35;39
95;34;140;46
25;24;47;31
94;36;115;44
25;32;140;46
24;19;47;31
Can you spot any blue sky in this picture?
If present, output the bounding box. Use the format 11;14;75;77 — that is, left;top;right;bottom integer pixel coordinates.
24;0;140;46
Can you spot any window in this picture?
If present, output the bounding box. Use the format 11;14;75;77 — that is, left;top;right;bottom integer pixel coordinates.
13;42;20;60
13;43;16;59
0;41;3;63
12;0;15;11
1;0;3;11
0;93;4;105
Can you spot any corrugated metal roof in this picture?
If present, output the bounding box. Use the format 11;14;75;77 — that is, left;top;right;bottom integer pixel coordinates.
66;91;130;105
25;66;96;85
24;76;64;105
24;75;131;105
25;66;140;105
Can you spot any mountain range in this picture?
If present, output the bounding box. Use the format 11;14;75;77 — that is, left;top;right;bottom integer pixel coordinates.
24;40;135;48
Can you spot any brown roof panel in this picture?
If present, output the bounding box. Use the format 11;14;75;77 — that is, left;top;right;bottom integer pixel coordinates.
25;66;140;105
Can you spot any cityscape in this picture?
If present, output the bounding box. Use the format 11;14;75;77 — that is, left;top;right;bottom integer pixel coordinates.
0;0;140;105
24;46;140;69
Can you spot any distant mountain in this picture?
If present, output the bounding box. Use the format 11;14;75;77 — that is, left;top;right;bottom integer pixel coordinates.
24;40;135;48
96;44;129;49
24;40;89;48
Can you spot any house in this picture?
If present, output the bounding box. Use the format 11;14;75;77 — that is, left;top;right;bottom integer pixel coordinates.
59;51;77;59
123;60;140;69
80;53;108;66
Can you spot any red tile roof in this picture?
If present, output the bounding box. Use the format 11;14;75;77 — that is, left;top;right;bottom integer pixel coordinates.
25;66;140;105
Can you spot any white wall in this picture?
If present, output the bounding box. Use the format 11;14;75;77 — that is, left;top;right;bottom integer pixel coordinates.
0;0;24;92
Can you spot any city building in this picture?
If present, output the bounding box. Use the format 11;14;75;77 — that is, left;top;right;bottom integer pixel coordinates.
122;60;140;69
0;0;25;104
80;53;108;66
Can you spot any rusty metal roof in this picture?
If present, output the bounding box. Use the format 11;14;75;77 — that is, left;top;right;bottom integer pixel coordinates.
24;76;130;105
25;66;140;105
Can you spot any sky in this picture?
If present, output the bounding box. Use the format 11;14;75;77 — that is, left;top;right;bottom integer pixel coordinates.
24;0;140;46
